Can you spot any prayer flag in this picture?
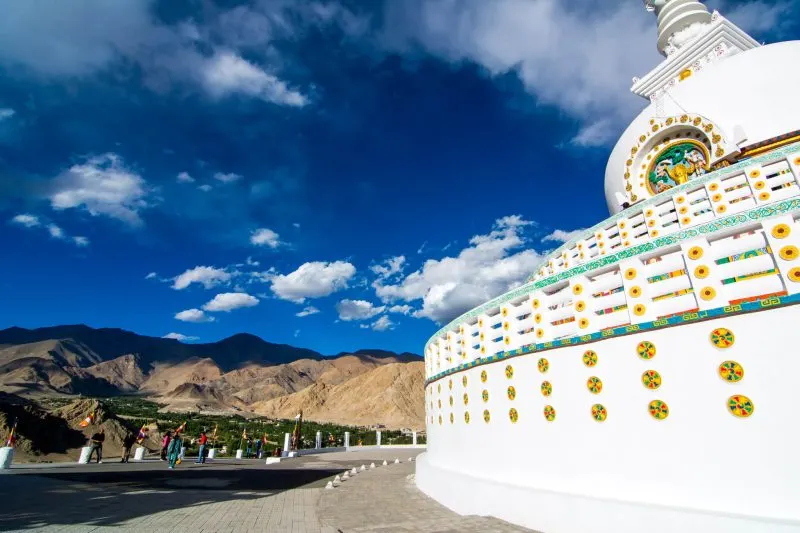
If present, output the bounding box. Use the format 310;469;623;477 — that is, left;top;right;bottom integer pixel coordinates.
242;428;247;439
175;421;187;434
5;419;17;448
211;424;218;440
136;424;149;444
79;411;95;428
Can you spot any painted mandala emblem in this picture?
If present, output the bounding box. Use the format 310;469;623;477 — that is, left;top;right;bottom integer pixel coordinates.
482;389;489;403
587;376;603;394
710;328;735;348
728;395;754;418
538;358;550;373
642;370;662;390
507;386;516;401
583;350;598;367
592;404;608;422
463;393;469;405
464;412;470;424
450;413;454;424
505;365;514;379
541;381;552;397
481;370;488;383
544;405;556;422
648;400;670;420
462;375;468;387
719;361;744;382
448;379;453;390
509;408;519;423
483;409;491;423
637;341;656;360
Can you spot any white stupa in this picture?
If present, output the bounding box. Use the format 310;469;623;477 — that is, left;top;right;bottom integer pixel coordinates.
416;1;800;532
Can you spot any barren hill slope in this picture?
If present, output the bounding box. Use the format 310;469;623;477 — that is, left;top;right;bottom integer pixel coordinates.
251;361;425;430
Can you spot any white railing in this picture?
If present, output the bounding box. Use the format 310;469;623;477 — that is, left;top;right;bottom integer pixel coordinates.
425;143;800;378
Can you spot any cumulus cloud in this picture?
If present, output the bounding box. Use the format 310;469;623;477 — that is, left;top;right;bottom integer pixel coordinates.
145;272;158;280
175;308;215;323
374;215;540;324
10;214;88;246
202;292;259;312
198;184;213;192
214;171;243;183
296;306;320;317
10;214;40;227
202;51;307;106
172;266;232;290
177;171;194;183
542;228;587;243
163;332;199;342
336;299;385;321
270;261;356;303
388;304;413;315
371;315;395;332
250;228;281;248
370;256;406;281
50;153;151;226
0;108;14;120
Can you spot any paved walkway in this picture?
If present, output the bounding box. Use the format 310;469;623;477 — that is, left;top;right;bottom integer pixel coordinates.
0;450;533;533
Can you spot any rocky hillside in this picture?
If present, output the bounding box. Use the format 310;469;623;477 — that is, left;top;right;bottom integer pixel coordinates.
0;325;424;430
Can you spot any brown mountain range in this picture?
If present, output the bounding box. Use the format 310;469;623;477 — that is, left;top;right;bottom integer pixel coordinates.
0;325;424;430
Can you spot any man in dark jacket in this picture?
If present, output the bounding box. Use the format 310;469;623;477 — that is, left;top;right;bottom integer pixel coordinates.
121;431;136;463
89;429;105;463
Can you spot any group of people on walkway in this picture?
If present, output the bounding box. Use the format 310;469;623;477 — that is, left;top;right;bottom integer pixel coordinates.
85;426;210;469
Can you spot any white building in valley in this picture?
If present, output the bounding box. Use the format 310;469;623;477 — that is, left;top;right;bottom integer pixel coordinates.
416;1;800;532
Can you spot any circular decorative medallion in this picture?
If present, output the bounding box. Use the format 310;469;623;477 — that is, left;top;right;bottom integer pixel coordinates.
642;370;662;390
591;404;608;422
462;375;468;387
505;365;514;379
438;399;441;409
450;413;454;424
538;358;550;373
710;328;735;348
507;386;516;401
463;393;469;406
646;140;710;195
637;341;657;360
772;224;791;239
587;376;603;394
789;267;800;283
541;381;552;397
648;400;670;420
625;268;637;280
483;409;491;423
464;411;470;424
437;384;441;393
482;389;489;403
438;415;442;425
481;370;488;383
583;350;598;367
780;245;798;261
719;361;744;382
699;286;716;301
633;304;647;316
509;408;519;423
688;246;704;260
449;396;453;406
448;379;453;390
694;265;709;279
544;405;556;422
727;395;754;418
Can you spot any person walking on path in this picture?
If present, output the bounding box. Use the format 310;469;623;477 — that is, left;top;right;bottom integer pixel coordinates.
167;432;183;469
196;431;208;464
121;431;136;463
160;431;172;461
88;429;105;463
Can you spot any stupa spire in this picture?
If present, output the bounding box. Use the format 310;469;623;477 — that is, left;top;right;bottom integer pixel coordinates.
644;0;712;56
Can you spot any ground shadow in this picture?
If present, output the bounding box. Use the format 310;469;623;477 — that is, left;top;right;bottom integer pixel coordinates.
0;463;339;530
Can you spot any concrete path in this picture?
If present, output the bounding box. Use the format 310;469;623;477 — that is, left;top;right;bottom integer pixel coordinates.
0;450;534;533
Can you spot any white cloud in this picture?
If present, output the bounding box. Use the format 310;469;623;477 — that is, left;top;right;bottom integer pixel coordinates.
570;119;616;148
0;108;14;120
145;272;158;280
270;261;356;303
245;256;260;267
251;228;281;248
10;214;40;227
202;292;259;312
293;222;301;228
388;304;413;315
172;266;232;290
294;329;300;337
202;51;307;107
175;308;216;323
198;184;213;192
163;332;199;342
336;299;385;321
50;153;150;226
370;256;406;281
214;171;243;183
542;228;587;244
47;224;64;239
296;306;320;317
72;236;90;247
177;171;195;183
374;215;540;324
371;315;395;332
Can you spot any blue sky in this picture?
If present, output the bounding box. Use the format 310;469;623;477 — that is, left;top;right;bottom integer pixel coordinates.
0;0;797;356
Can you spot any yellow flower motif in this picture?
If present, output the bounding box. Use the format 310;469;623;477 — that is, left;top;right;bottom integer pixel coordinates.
583;350;598;367
541;381;552;397
538;358;549;373
544;405;556;422
508;408;519;423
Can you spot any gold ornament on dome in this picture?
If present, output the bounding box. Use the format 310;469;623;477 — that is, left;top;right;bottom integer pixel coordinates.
646;139;710;196
693;117;702;126
680;115;689;123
